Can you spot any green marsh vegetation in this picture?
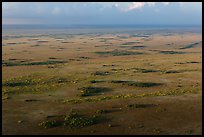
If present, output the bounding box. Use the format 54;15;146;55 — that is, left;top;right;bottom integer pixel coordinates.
39;109;106;128
95;50;144;56
63;86;199;104
159;51;186;54
78;86;112;97
127;104;157;108
2;60;67;67
2;74;70;100
179;42;200;49
111;80;162;87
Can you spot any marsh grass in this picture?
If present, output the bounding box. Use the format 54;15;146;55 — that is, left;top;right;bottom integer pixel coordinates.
159;51;186;54
130;46;146;49
89;80;105;83
121;42;140;45
30;44;41;47
95;109;109;114
94;71;111;76
63;87;199;104
79;56;91;59
132;68;160;73
179;42;200;49
39;120;62;128
79;86;111;97
2;60;67;66
175;61;201;65
39;110;105;128
162;70;180;74
95;50;144;56
127;104;156;108
111;80;162;87
2;75;70;99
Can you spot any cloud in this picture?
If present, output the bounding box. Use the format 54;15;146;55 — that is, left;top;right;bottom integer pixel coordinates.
146;2;156;6
126;2;145;11
123;2;171;12
52;7;61;15
162;2;169;6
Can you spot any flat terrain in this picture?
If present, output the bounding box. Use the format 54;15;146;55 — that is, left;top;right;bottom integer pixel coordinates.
2;28;202;135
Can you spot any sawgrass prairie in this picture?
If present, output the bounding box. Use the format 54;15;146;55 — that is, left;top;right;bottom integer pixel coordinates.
2;26;202;135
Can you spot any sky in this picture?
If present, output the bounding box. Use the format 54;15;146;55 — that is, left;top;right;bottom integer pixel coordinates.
2;2;202;25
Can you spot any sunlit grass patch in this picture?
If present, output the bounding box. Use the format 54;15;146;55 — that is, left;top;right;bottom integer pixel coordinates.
63;86;199;104
38;120;62;128
64;111;100;128
2;74;70;99
39;110;105;129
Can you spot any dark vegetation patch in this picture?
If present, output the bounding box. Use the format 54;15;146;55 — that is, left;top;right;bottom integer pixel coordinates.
2;75;70;99
28;38;39;41
61;41;74;43
8;58;17;61
159;51;186;54
89;80;105;83
132;68;160;73
24;60;66;66
175;61;201;64
64;113;100;128
111;80;162;87
39;110;105;128
130;46;146;49
39;120;62;128
179;42;200;49
48;57;58;59
30;44;41;47
93;71;111;76
2;60;67;67
24;99;39;102
162;70;180;74
121;42;140;45
7;42;17;45
186;61;201;64
78;56;91;59
95;50;144;56
102;64;115;67
79;86;111;97
99;38;115;42
63;86;199;104
127;104;157;108
95;109;109;114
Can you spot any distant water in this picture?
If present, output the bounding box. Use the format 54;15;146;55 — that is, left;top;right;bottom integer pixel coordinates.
2;24;202;35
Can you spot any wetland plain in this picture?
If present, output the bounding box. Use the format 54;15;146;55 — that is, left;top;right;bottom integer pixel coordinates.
2;26;202;135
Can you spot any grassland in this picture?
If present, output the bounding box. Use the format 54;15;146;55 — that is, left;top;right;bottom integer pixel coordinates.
2;29;202;135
